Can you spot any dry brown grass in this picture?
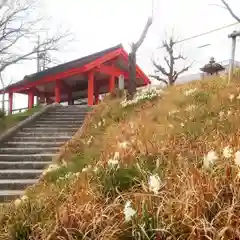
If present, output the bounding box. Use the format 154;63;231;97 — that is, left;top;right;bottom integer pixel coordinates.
2;77;240;239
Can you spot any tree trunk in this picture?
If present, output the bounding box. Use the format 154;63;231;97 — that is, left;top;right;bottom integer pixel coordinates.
128;51;137;99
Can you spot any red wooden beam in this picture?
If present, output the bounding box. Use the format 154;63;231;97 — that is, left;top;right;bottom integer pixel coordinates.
6;48;123;94
94;65;129;78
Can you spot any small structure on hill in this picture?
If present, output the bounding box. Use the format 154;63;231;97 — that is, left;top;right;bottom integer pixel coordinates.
0;44;150;114
200;57;225;75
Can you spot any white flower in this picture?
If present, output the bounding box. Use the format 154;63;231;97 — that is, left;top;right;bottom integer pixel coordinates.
184;88;197;96
14;198;21;207
93;167;99;173
219;111;224;119
21;195;28;202
229;94;235;101
108;159;119;169
223;146;233;159
237;94;240;100
87;136;93;145
168;109;179;116
82;165;92;172
118;141;129;149
98;121;102;127
42;164;60;176
75;172;81;177
235;151;240;167
203;150;218;169
113;152;120;160
227;111;232;116
123;201;136;222
180;122;185;127
148;174;162;194
185;104;196;112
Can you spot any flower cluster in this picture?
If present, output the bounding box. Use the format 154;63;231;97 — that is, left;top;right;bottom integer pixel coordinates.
82;165;92;172
185;104;196;112
121;87;163;108
118;141;130;150
42;164;60;176
184;88;197;96
203;147;240;169
168;109;180;116
108;152;120;169
14;195;29;208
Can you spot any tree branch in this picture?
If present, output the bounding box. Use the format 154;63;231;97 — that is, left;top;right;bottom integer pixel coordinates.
132;17;153;52
221;0;240;22
173;63;193;82
149;75;169;85
152;60;169;76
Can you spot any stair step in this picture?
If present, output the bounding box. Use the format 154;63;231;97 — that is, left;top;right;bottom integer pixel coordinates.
0;153;57;162
12;136;71;142
0;190;24;202
5;142;64;148
16;132;74;137
0;169;43;180
35;120;83;124
36;118;85;123
0;147;59;154
32;124;82;128
47;111;87;115
22;127;79;132
0;161;51;170
0;179;38;190
39;115;85;120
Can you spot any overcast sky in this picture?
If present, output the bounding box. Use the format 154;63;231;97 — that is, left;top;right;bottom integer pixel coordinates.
4;0;240;108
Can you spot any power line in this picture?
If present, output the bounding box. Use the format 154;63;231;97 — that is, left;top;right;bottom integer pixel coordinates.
159;21;240;48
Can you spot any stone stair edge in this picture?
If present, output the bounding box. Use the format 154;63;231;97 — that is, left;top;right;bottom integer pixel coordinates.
0;103;60;145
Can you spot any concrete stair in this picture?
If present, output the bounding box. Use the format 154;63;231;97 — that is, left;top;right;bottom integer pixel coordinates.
0;105;89;202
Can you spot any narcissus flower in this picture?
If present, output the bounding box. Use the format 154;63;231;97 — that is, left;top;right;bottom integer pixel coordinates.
235;151;240;167
223;146;233;159
229;94;235;101
123;201;136;222
148;174;162;194
203;150;218;169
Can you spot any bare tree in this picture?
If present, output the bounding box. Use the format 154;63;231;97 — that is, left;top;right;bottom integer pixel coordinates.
0;0;71;112
150;35;192;86
128;17;152;98
220;0;240;22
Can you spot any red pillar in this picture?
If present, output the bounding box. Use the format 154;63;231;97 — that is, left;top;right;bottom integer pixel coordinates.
28;90;34;109
88;71;94;106
55;81;61;103
109;75;115;92
8;92;13;115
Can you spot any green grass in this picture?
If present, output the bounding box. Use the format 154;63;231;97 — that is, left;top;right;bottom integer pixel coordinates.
0;105;42;134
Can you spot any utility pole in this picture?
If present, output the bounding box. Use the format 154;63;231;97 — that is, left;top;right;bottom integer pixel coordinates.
228;30;240;83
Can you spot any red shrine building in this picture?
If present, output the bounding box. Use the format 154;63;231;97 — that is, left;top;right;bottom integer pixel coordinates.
0;44;150;114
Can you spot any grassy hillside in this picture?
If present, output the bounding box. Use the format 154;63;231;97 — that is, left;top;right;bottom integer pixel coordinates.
2;77;240;239
0;106;42;135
